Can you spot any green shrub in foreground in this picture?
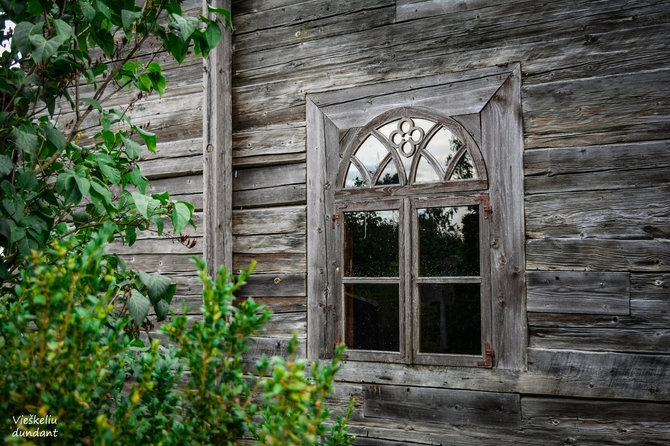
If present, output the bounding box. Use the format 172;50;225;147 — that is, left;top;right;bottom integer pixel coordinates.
0;227;355;445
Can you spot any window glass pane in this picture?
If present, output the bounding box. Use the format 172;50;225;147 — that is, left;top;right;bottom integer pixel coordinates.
419;283;481;355
345;283;399;351
426;127;464;172
449;152;477;180
418;206;479;276
355;135;387;178
344;210;399;277
414;155;441;183
344;162;365;188
376;159;400;185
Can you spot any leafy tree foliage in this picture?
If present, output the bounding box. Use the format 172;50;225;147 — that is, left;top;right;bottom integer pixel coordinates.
0;0;229;323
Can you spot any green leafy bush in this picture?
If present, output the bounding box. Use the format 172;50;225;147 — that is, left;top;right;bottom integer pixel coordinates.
1;231;355;444
0;0;230;327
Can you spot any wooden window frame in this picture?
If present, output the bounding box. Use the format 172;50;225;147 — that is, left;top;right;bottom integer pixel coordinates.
307;63;526;370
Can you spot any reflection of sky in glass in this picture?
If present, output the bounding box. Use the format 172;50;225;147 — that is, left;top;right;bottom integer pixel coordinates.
377;160;399;185
426;127;463;170
345;163;364;188
415;155;440;183
376;119;400;139
355;135;387;176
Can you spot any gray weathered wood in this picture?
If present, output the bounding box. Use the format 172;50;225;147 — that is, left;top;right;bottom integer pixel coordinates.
232;205;306;235
525;185;670;239
529;327;670;353
527;271;630;315
203;0;233;275
233;184;306;208
363;385;521;428
237;273;306;298
527;239;670;272
481;65;527;370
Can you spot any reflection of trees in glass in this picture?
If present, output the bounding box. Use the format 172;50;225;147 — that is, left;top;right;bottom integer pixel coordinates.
420;283;481;355
451;153;475;180
345;284;399;351
418;206;479;276
344;211;399;277
378;172;399;185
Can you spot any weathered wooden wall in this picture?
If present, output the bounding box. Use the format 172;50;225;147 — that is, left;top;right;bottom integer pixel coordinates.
123;0;670;443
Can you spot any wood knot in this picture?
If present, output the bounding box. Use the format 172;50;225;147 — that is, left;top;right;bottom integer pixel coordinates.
273;277;281;284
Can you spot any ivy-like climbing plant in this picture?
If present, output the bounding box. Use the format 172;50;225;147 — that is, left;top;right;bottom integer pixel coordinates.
0;0;230;326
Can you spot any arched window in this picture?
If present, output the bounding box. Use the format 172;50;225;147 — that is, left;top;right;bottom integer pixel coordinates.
307;64;525;369
335;108;491;365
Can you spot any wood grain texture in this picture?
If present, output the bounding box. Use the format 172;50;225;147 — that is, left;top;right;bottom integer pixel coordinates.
363;385;521;428
527;239;670;271
527;271;630;315
203;0;233;275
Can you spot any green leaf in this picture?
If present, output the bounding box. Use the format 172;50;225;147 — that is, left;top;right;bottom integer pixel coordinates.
121;9;142;28
205;21;222;49
171;201;192;233
82;3;96;21
137;73;152;92
12;22;34;56
139;271;175;305
44;123;66;150
53;19;75;40
135;127;156;153
128;289;151;325
80;97;102;112
170;14;199;41
29;34;61;64
12;126;39;156
16;170;38;190
207;5;232;28
9;223;26;244
98;162;121;185
96;0;112;19
125;225;137;246
122;136;142;159
131;192;160;218
0;155;12;178
73;173;90;196
150;214;164;236
90;177;112;205
155;299;170;322
127;166;148;194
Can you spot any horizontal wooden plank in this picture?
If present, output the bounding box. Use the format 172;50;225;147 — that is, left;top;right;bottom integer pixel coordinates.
363;385;521;428
529;327;670;354
234;233;305;254
232;0;392;35
524;140;670;177
521;397;670;445
111;237;203;255
526;239;670;272
239;297;306;314
527;271;630;315
526;348;670;400
238;273;306;298
525;185;670;239
233;1;394;55
336;347;670;401
396;0;503;22
233;184;306;208
140;155;203;179
119;254;198;274
232;205;306;235
233;253;306;274
233;163;305;191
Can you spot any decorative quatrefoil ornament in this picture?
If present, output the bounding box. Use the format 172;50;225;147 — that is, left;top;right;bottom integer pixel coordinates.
389;117;425;157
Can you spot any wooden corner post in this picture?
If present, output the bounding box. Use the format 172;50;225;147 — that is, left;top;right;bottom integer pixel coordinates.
203;0;233;276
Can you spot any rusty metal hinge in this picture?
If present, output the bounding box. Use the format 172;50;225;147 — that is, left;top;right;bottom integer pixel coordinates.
476;195;492;219
332;203;348;228
477;342;495;367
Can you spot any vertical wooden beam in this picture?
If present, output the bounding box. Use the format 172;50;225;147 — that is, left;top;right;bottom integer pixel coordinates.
481;64;527;370
203;0;232;276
